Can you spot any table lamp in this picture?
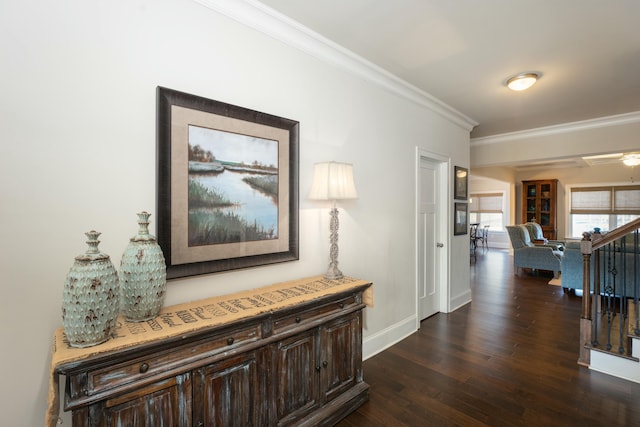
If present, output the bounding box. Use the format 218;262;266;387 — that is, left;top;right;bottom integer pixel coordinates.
309;161;358;280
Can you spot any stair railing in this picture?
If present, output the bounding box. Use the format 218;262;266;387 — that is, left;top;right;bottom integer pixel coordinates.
578;218;640;366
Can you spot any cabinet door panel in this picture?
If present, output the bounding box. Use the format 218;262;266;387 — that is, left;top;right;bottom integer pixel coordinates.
90;373;192;427
193;351;265;427
521;179;557;239
276;329;319;424
321;314;359;402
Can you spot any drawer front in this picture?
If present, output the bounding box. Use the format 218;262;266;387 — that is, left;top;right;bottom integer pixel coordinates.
84;323;261;396
272;295;359;335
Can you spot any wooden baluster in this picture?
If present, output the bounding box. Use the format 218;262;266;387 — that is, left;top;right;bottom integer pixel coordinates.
578;232;592;366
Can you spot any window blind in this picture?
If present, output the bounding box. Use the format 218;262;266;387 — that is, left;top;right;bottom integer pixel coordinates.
614;186;640;214
470;193;503;213
570;185;640;214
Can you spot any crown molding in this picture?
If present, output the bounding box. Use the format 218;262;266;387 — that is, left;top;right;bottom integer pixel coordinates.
192;0;478;132
471;111;640;147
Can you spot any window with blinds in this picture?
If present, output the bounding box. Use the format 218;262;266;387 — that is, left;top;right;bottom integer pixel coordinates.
469;193;504;230
570;185;640;236
614;186;640;214
469;193;503;213
570;185;640;215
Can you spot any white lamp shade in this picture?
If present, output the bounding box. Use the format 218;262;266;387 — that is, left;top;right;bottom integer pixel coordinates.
309;162;358;201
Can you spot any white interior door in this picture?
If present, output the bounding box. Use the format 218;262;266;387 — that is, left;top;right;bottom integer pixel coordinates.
418;157;442;320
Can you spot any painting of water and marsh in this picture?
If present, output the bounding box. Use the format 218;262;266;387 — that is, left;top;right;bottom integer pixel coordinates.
157;86;299;278
187;125;279;247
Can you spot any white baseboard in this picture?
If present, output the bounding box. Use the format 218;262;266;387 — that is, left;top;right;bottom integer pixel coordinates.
362;314;417;360
488;242;510;249
590;337;640;384
590;351;640;384
449;290;472;312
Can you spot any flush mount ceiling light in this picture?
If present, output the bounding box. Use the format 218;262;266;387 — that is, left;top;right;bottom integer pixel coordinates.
506;72;540;91
623;153;640;167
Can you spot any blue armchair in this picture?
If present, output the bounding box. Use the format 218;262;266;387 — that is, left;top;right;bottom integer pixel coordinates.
523;221;565;251
506;225;563;278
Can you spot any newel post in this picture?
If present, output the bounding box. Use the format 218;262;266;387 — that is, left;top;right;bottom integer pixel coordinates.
578;232;592;366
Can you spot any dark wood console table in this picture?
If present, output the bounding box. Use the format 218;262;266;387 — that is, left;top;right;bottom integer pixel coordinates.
47;276;373;426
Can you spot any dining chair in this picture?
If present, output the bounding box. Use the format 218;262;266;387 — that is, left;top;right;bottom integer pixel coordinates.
476;225;490;249
470;223;480;259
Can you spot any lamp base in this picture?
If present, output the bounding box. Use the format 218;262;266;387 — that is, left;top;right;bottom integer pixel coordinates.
324;206;344;281
324;266;344;281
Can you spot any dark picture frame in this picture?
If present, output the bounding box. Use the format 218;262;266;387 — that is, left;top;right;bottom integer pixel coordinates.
454;166;468;200
157;87;299;279
454;202;468;235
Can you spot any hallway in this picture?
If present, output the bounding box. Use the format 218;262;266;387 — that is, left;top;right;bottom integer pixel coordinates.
338;249;640;426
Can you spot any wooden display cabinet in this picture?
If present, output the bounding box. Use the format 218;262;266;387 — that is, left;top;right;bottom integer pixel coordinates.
522;179;558;239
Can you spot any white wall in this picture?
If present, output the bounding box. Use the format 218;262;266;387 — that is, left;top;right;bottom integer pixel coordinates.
0;1;471;425
471;115;640;169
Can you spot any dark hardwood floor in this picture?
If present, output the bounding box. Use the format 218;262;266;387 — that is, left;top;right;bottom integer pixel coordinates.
337;248;640;427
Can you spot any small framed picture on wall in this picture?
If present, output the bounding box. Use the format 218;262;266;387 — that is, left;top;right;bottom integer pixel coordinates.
454;166;468;200
454;202;468;235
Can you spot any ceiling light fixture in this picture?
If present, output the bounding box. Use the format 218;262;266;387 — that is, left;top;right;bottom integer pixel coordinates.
623;153;640;167
506;72;540;91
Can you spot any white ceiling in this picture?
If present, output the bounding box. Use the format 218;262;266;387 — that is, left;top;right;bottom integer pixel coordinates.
257;0;640;138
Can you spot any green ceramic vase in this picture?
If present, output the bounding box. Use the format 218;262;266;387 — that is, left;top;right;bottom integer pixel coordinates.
62;231;120;348
119;211;167;322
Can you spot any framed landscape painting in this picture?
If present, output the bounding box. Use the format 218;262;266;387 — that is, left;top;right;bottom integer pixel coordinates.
157;87;299;279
